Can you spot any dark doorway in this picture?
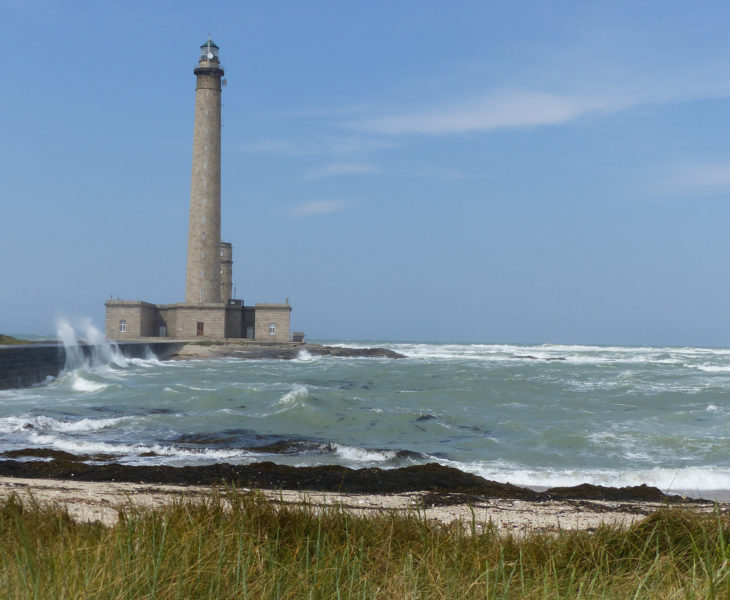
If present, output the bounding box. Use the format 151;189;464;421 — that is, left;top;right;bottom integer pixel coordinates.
197;322;204;336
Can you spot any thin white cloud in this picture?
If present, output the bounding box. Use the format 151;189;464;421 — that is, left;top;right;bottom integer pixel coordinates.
349;89;637;136
306;162;378;179
657;161;730;196
349;74;730;136
289;200;352;218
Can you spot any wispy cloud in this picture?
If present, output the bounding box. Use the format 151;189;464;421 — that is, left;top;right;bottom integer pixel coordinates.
349;89;637;136
289;200;352;218
349;75;730;136
306;162;379;179
656;161;730;196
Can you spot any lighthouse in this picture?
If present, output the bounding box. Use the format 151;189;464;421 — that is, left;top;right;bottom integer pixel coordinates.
105;39;292;342
185;38;224;305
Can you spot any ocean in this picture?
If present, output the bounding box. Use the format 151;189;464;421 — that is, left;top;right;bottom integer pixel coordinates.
2;338;730;494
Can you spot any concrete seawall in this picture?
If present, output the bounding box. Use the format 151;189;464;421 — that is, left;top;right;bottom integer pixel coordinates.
0;342;185;390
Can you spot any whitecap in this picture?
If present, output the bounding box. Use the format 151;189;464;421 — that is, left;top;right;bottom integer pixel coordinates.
331;443;398;463
0;415;127;434
447;459;730;494
70;374;108;393
278;384;309;405
695;365;730;373
27;434;133;455
295;349;314;361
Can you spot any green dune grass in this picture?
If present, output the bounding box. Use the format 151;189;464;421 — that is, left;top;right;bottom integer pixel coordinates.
0;334;33;345
0;489;728;599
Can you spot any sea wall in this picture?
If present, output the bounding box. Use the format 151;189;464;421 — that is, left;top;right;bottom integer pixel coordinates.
0;341;185;390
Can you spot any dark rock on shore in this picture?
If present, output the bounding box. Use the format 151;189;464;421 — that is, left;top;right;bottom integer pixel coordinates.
304;345;405;359
0;452;692;502
543;483;667;502
174;342;405;360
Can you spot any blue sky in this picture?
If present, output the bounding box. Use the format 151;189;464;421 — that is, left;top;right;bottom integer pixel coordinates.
3;1;730;345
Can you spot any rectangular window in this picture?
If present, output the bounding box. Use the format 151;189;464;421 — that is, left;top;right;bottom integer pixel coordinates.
119;320;126;333
197;322;204;336
269;322;276;335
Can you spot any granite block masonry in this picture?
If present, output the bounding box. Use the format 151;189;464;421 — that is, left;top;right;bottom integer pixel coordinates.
105;38;292;342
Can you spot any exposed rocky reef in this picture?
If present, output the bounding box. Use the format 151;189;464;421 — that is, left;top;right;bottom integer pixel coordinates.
0;451;695;503
172;342;405;360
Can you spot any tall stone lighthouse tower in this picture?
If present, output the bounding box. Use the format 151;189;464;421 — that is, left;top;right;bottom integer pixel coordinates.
185;38;224;304
105;38;293;342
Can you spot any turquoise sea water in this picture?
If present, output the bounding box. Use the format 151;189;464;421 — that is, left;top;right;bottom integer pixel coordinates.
2;340;730;493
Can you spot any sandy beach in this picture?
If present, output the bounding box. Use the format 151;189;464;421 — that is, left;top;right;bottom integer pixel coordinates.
0;475;722;535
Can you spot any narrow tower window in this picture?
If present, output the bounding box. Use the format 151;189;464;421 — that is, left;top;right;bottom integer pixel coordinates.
269;323;276;335
119;320;126;333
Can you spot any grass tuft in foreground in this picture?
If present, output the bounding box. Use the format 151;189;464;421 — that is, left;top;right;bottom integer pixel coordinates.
0;489;729;599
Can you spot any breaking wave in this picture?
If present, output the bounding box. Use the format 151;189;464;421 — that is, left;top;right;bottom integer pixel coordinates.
278;384;310;405
458;461;730;494
0;415;128;434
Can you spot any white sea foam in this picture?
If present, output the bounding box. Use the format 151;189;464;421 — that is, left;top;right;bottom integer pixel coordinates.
52;317;165;375
462;462;730;493
0;415;127;434
20;433;254;462
143;444;251;460
278;384;309;405
295;349;314;361
69;374;108;393
27;434;129;454
695;365;730;373
351;341;730;369
331;443;398;463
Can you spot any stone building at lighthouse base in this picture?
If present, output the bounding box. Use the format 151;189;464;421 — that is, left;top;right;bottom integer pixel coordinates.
104;299;292;343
